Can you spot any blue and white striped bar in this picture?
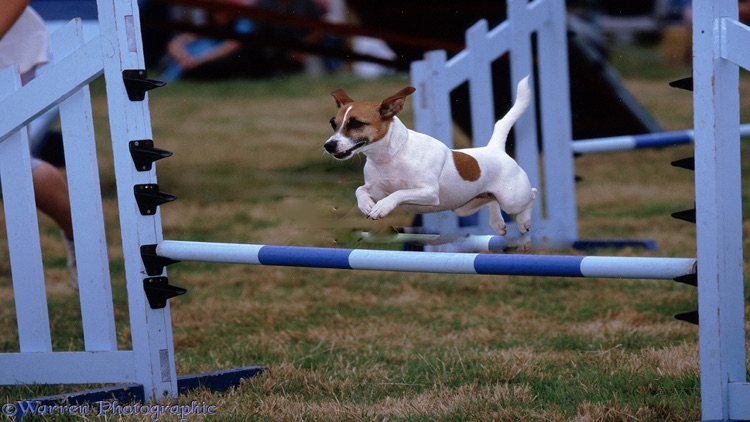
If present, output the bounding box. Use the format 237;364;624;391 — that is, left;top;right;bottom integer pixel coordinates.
572;123;750;155
157;240;696;280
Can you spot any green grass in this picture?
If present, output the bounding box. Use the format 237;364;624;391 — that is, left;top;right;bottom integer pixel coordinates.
1;44;749;420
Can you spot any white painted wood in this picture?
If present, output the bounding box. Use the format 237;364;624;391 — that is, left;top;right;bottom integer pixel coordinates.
0;351;136;384
53;19;117;352
728;382;750;420
721;18;750;71
95;0;178;400
534;0;577;248
0;38;102;143
0;67;51;353
692;1;748;420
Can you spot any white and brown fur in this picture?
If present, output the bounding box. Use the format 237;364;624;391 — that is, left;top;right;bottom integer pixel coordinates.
323;76;537;236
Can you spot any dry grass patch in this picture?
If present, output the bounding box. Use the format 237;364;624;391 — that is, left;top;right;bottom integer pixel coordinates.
630;343;699;376
251;363;536;421
574;400;672;422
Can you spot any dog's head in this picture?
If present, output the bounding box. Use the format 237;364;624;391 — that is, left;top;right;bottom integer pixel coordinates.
323;86;416;160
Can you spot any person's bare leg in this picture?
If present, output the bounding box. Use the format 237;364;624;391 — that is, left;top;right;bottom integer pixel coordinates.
31;159;77;288
32;159;73;240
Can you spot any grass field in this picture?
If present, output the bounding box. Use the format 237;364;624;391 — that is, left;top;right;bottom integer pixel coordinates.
1;43;749;420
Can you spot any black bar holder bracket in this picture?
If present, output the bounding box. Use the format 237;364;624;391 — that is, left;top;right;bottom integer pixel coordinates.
141;244;180;276
122;69;166;101
669;136;698;324
674;272;698;287
130;140;173;171
675;310;699;325
672;207;696;224
673;271;699;324
669;76;693;92
143;276;187;309
671;156;695;171
134;184;176;215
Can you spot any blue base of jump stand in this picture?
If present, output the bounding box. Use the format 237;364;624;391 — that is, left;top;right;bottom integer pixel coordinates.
572;239;658;251
14;366;264;420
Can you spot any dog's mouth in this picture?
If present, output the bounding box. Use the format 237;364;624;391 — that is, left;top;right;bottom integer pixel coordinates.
333;140;367;159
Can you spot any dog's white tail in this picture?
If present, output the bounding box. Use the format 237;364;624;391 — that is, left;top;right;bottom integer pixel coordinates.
487;75;531;150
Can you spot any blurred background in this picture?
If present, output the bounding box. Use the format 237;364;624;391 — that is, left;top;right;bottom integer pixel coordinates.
29;0;710;146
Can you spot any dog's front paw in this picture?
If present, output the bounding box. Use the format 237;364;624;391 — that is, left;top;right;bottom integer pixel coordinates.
368;199;396;220
357;196;376;216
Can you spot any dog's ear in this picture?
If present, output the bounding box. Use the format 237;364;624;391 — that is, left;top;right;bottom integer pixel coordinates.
331;89;354;108
379;86;416;119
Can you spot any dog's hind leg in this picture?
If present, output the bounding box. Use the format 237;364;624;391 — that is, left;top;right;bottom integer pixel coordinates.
513;188;536;234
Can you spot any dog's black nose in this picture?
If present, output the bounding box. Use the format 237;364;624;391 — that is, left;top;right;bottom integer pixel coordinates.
324;140;338;153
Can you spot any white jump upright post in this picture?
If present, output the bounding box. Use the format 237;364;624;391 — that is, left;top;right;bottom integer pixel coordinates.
0;0;179;402
410;0;576;250
95;0;179;401
692;0;749;420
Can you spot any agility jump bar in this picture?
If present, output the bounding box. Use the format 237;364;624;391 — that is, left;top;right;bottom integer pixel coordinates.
572;123;750;155
157;241;695;280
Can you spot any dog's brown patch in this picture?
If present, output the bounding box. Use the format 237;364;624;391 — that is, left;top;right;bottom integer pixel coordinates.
452;151;481;181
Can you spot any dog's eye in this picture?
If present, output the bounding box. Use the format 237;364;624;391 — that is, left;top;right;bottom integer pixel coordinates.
329;117;337;130
347;119;366;130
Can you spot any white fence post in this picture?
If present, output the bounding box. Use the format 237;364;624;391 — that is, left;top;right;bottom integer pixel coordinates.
692;0;749;420
94;0;178;400
533;0;577;248
53;18;117;353
0;66;51;353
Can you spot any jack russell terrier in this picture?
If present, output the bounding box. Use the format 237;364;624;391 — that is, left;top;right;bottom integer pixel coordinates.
323;76;537;237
